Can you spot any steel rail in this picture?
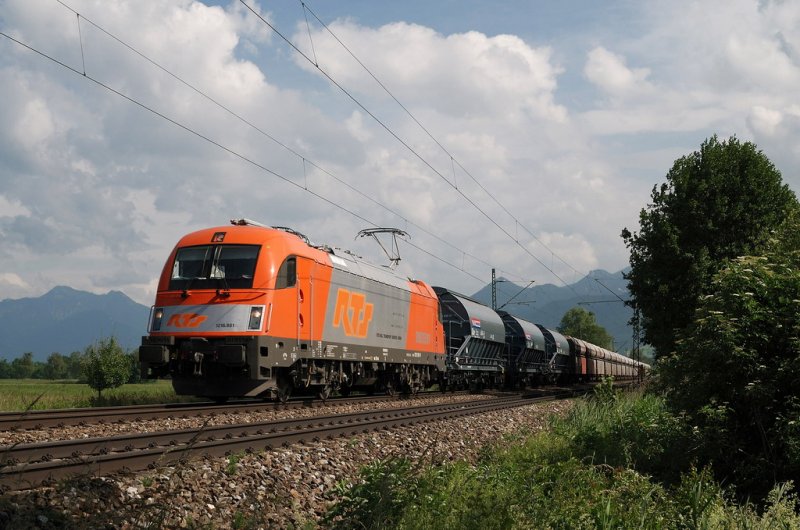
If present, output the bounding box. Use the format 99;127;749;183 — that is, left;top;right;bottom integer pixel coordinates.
0;392;572;491
0;393;414;431
0;396;518;465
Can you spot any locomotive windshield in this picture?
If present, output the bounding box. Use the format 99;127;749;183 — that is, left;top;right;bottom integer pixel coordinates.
169;244;259;290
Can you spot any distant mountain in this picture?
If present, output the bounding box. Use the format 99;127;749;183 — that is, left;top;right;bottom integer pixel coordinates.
0;286;150;361
470;269;635;353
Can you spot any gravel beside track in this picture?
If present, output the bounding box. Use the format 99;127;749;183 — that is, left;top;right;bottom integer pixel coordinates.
0;393;491;446
0;396;573;529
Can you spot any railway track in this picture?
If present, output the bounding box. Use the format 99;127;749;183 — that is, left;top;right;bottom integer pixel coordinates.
0;391;576;491
0;393;410;431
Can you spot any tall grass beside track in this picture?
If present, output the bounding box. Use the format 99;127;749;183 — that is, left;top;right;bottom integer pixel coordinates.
0;379;194;411
325;382;800;530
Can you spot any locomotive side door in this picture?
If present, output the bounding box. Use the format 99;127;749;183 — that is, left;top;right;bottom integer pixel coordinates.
294;256;316;350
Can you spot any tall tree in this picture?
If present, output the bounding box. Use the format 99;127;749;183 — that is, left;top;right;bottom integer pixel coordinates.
558;307;613;350
0;359;11;379
125;351;141;384
657;211;800;498
44;352;68;380
11;352;36;379
621;135;797;357
66;351;84;380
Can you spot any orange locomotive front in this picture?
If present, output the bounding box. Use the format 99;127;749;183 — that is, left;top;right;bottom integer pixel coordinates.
139;220;445;401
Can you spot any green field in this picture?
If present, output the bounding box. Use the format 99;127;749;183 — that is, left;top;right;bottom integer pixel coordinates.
0;379;199;411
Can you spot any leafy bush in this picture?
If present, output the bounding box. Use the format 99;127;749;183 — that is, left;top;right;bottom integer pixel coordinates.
81;337;134;399
656;212;800;499
553;385;695;484
325;457;417;529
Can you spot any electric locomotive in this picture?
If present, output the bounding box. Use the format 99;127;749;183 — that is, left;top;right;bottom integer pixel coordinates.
140;219;648;401
139;219;445;401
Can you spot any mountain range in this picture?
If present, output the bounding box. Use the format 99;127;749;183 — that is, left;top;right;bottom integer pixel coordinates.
0;270;633;361
0;286;150;361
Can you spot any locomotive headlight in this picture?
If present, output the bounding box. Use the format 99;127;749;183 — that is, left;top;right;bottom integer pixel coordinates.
152;307;164;331
248;306;264;330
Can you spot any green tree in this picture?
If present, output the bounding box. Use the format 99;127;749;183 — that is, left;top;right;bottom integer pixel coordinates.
622;135;797;357
81;337;130;398
657;211;800;499
43;352;68;380
557;307;613;349
66;351;83;380
0;359;11;379
11;352;36;379
125;351;141;384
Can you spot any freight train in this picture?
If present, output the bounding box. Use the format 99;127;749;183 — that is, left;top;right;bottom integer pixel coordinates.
139;220;648;401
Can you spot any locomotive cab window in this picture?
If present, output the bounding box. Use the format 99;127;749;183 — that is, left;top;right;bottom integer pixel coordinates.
275;256;296;289
169;244;259;290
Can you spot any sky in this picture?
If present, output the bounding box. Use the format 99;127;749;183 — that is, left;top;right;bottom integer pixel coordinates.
1;0;799;308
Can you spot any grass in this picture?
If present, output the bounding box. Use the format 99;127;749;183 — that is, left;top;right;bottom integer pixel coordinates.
0;379;198;411
324;383;800;529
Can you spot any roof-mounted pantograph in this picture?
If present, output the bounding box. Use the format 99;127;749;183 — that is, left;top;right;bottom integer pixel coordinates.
357;228;410;269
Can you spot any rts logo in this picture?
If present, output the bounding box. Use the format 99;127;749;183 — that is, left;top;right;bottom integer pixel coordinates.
167;313;208;328
333;288;373;338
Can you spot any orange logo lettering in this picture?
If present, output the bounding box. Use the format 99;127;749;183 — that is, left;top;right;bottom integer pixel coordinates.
167;313;208;328
333;288;374;338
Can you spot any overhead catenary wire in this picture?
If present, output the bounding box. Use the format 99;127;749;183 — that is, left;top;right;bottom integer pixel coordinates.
238;0;583;296
294;0;627;303
75;12;86;76
7;3;614;310
49;0;529;287
65;0;612;304
0;28;506;292
300;2;319;67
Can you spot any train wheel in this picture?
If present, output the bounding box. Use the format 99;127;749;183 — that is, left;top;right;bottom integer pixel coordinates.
385;381;396;397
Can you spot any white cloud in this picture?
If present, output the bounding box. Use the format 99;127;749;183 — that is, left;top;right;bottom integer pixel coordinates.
13;97;56;150
536;231;599;278
344;111;372;142
748;105;783;136
292;20;567;123
584;46;652;96
0;273;31;301
224;0;272;48
0;273;28;288
0;195;30;217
